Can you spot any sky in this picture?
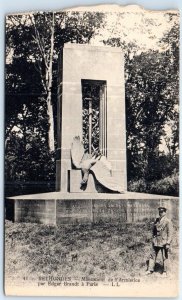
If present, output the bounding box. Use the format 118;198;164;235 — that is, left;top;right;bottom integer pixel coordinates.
87;7;179;54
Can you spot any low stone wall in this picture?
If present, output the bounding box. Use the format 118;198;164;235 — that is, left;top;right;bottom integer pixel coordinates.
5;197;178;225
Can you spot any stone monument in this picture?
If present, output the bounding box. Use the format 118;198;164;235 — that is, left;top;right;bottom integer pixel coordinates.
56;44;126;193
6;44;178;225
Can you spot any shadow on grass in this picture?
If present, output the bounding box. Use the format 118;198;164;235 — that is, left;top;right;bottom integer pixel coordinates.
146;259;164;274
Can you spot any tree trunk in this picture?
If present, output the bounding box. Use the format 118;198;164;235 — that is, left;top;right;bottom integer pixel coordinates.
46;12;55;151
31;13;55;151
47;92;55;151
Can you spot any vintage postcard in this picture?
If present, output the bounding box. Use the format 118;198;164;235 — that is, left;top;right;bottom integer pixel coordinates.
4;4;179;297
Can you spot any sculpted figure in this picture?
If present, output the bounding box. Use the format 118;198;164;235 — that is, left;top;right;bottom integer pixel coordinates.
71;136;123;193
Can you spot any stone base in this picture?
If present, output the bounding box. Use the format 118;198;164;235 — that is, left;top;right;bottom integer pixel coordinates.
6;192;178;225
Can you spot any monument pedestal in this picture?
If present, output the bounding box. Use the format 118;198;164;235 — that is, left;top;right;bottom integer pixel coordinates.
6;192;178;225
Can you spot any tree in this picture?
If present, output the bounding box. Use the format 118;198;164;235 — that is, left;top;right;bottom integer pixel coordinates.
30;12;55;151
5;11;105;194
102;15;179;182
126;48;179;181
6;11;105;151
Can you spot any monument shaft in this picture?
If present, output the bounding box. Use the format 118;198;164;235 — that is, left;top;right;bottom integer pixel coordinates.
56;44;127;192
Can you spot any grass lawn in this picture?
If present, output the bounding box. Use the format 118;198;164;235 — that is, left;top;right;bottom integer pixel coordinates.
5;220;179;286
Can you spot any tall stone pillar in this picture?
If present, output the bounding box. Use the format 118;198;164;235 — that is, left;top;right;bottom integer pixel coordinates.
56;44;126;193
